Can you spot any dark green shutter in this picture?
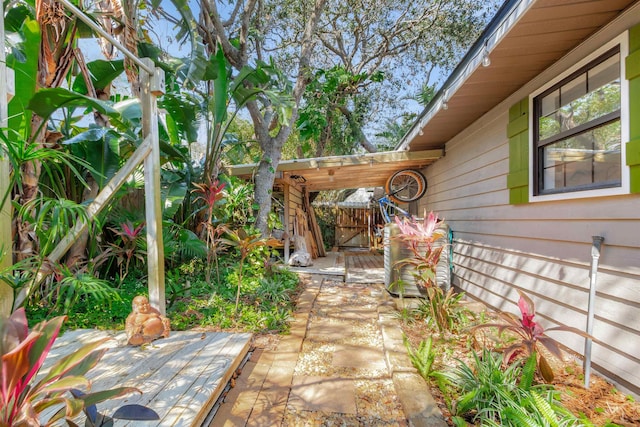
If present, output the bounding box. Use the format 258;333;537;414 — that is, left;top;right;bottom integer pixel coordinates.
507;97;529;204
626;23;640;193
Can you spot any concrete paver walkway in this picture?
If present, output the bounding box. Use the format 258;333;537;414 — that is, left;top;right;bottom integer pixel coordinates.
210;252;446;426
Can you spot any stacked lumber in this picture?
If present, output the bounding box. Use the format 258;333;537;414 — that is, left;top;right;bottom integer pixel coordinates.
303;190;326;258
290;190;326;259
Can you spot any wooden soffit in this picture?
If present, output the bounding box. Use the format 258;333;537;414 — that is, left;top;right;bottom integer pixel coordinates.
399;0;640;152
226;149;442;191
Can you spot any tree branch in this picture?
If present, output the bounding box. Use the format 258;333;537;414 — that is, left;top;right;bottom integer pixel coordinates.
335;104;377;153
204;0;243;67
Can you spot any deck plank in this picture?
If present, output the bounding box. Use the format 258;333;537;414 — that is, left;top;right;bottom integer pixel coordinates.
159;334;252;426
42;329;251;426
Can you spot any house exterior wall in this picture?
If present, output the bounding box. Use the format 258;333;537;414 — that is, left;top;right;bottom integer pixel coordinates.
417;8;640;394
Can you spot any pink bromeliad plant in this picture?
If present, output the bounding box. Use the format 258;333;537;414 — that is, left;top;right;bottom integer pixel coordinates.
392;211;446;288
474;290;592;382
108;220;146;283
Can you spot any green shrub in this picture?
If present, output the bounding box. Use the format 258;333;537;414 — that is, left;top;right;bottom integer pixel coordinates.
442;350;580;426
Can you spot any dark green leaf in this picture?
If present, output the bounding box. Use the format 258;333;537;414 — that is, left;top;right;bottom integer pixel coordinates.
212;49;229;124
72;60;124;95
8;18;39;139
4;6;32;33
27;88;117;120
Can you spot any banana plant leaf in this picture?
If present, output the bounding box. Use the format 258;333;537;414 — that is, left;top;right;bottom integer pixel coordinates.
7;18;40;140
72;60;125;95
27;88;118;122
160;170;188;220
150;0;208;85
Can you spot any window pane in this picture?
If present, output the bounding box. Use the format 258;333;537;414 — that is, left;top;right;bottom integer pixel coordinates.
541;89;559;117
561;74;587;106
539;89;560;140
536;52;620;142
589;54;619;91
557;74;589;132
541;121;621;192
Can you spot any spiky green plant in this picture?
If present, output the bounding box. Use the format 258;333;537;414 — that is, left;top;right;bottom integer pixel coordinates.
404;335;436;380
415;287;467;333
447;350;580;426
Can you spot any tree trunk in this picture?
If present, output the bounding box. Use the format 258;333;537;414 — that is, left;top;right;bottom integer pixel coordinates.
252;0;327;236
253;135;285;235
65;176;99;268
15;115;44;262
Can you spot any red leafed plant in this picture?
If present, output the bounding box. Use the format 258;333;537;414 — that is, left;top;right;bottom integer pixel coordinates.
392;211;446;288
0;308;140;426
108;220;147;283
473;290;592;382
192;180;228;284
192;180;227;225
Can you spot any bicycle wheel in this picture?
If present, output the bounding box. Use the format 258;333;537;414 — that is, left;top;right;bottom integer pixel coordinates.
385;169;427;203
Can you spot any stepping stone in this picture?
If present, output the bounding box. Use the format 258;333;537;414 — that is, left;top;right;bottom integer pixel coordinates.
332;344;387;370
288;376;357;414
306;320;355;341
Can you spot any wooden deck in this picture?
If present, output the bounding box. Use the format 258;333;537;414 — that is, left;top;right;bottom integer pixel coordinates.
344;251;384;283
43;329;252;426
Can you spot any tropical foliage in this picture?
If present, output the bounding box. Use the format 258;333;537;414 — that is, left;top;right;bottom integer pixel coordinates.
446;350;581;426
391;212;610;424
0;308;148;426
399;285;628;426
472;291;593;382
391;211;446;288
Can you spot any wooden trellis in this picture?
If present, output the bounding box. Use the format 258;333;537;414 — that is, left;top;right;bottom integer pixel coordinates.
0;0;167;315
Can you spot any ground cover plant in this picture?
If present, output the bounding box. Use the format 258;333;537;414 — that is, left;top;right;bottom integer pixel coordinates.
401;294;640;426
26;255;301;335
390;212;640;426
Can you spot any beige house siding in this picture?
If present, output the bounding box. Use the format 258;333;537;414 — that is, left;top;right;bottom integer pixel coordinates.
417;10;640;394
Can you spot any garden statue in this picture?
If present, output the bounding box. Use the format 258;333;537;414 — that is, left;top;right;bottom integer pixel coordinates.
125;296;171;346
288;235;313;267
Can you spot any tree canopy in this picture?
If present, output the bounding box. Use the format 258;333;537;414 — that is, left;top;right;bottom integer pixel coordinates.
154;0;500;233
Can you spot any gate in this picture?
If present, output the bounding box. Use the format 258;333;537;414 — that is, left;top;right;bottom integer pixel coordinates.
335;207;371;247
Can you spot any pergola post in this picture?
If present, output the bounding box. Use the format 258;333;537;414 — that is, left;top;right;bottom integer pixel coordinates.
140;58;166;315
0;0;14;316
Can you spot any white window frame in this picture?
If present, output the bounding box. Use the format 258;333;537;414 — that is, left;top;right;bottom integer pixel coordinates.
529;32;629;202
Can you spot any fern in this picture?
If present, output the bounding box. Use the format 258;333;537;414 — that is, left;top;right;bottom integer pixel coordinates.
502;404;539;427
519;352;537;391
529;391;563;427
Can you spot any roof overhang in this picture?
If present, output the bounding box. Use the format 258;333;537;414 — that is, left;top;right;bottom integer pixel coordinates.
397;0;640;152
227;149;443;191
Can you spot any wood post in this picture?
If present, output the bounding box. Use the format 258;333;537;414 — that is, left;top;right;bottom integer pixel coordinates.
0;0;12;316
140;58;166;315
284;182;291;263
